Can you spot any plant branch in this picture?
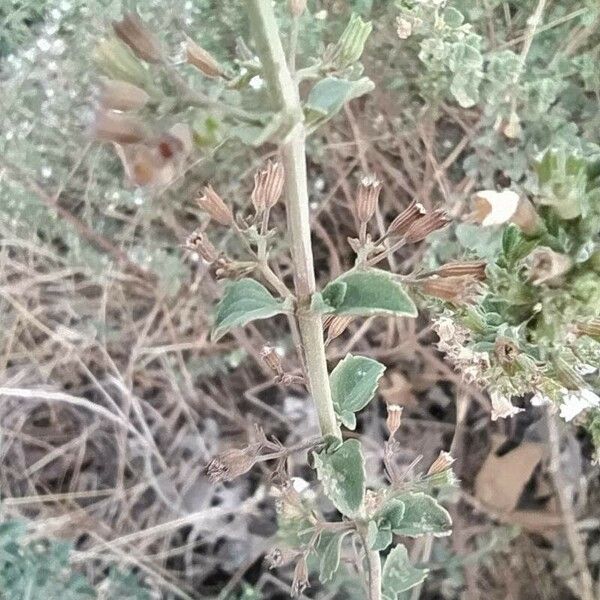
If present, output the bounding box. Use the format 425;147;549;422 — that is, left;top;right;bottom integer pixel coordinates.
247;0;341;439
358;525;383;600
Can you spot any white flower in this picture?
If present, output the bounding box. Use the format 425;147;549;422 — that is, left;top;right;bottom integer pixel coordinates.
559;389;600;422
490;391;524;421
472;189;520;226
530;391;551;406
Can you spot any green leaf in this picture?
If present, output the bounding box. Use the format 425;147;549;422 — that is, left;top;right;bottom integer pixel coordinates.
330;354;386;429
313;439;365;516
390;493;452;537
319;531;348;583
320;269;417;317
305;77;374;122
211;279;290;341
366;520;393;551
382;544;429;599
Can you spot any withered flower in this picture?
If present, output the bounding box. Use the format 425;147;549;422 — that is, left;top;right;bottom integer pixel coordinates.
291;555;310;597
184;229;218;263
113;12;162;63
355;175;382;224
417;275;482;306
252;161;285;212
323;314;353;343
91;110;146;144
494;338;519;370
99;79;150;111
526;246;572;286
206;443;262;483
186;36;226;78
427;450;455;476
387;199;427;236
435;260;486;281
197;185;234;226
385;403;403;438
404;209;451;243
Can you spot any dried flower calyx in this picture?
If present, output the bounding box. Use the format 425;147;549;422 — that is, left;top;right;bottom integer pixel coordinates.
197;185;234;226
113;13;163;64
252;161;285;212
387;199;427;236
416;274;483;306
206;443;262;483
356;175;382;223
98;79;150;111
184;229;218;263
404;209;451;243
186;36;226;78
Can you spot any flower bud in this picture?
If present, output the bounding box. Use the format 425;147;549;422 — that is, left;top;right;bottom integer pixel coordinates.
288;0;307;17
99;79;150;111
252;161;285;212
324;315;353;343
184;229;218;263
387;199;426;236
355;175;382;223
526;247;572;286
186;36;225;78
386;403;403;438
404;209;451;243
197;185;234;226
435;260;486;281
206;443;261;483
91;110;146;144
113;13;162;63
93;37;151;89
324;13;373;70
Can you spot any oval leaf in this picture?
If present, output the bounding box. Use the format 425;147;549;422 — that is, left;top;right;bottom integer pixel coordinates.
319;531;348;584
330;354;386;429
382;544;429;598
313;439;365;517
211;278;290;341
366;520;393;552
320;269;417;317
305;77;375;121
389;492;452;537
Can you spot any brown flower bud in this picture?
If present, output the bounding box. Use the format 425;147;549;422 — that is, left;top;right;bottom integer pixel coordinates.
252;161;285;212
206;443;262;483
386;403;403;438
186;36;225;78
99;79;150;111
288;0;307;17
417;275;482;306
404;209;451;243
91;110;146;144
356;175;382;224
427;450;455;476
324;314;353;343
387;199;427;236
260;345;283;375
184;229;218;263
112;13;162;63
197;185;234;226
526;247;572;286
291;555;310;597
435;260;487;281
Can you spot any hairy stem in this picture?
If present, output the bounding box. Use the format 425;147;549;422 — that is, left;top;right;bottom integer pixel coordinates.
358;526;383;600
247;0;340;439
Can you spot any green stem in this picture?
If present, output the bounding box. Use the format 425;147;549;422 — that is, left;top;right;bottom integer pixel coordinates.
358;525;383;600
247;0;340;439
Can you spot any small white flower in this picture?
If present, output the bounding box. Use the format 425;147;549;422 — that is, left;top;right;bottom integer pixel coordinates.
472;189;520;226
530;391;551;406
249;75;264;90
315;9;328;20
291;477;310;494
490;391;524;421
559;389;600;422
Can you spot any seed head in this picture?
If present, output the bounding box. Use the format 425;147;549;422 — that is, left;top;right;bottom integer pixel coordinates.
99;79;150;111
91;110;146;144
435;260;487;281
355;175;382;224
387;199;427;236
112;13;162;63
404;209;451;243
252;161;285;212
197;185;234;226
417;275;482;306
184;229;218;263
291;555;310;597
386;403;403;438
206;443;261;483
185;36;225;78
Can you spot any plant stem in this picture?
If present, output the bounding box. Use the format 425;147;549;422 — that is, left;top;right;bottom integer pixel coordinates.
247;0;341;439
358;525;383;600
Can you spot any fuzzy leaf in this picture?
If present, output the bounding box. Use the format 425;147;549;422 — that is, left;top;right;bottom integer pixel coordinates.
330;354;386;429
319;532;348;583
320;269;417;317
390;493;452;537
212;279;290;341
366;520;393;551
305;77;374;121
382;544;429;598
313;439;365;516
